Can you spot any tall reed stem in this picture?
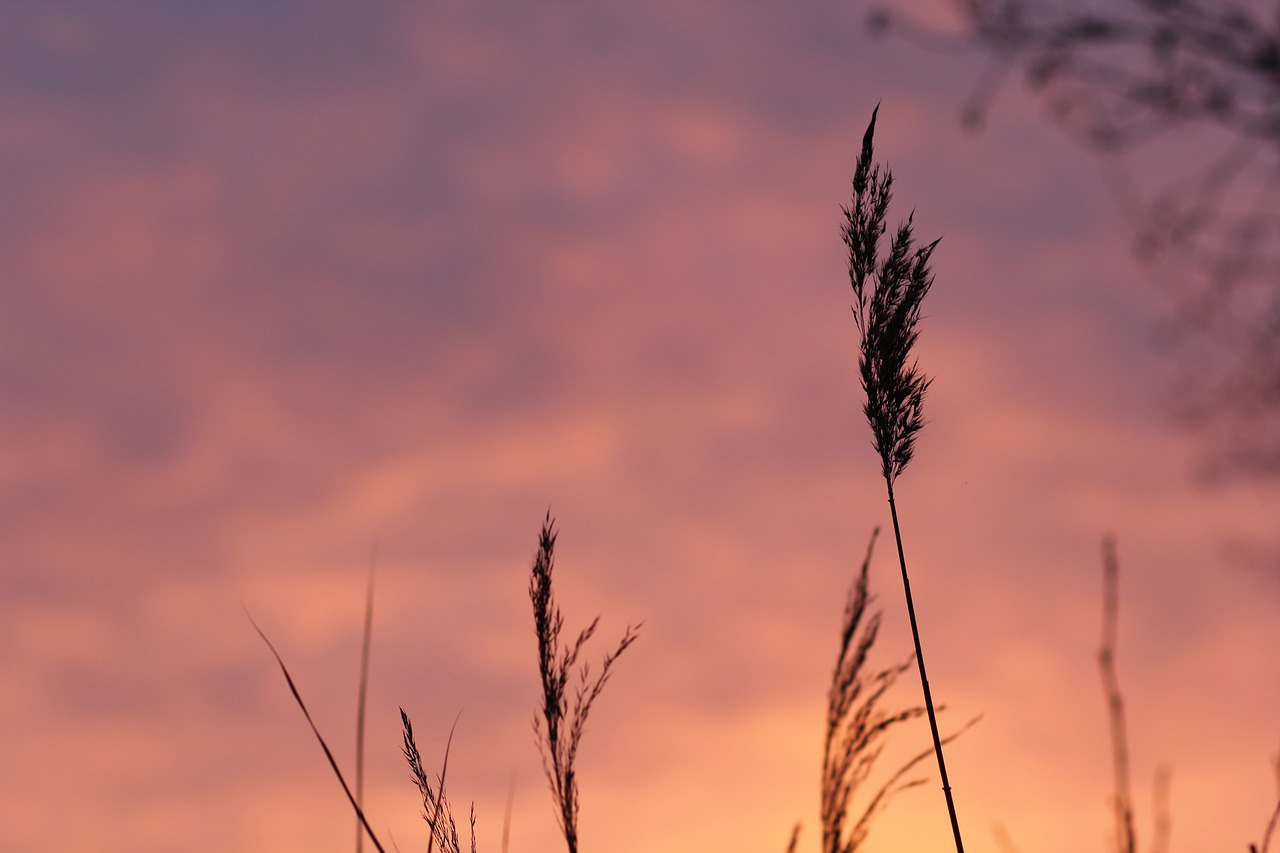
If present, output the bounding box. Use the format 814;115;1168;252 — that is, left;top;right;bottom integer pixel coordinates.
843;104;965;853
886;483;963;853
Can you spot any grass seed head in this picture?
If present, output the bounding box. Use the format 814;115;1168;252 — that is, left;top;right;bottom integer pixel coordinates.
842;107;939;484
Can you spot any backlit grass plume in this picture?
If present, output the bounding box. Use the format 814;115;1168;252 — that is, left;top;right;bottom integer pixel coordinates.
844;105;939;485
530;512;640;853
820;529;942;853
401;708;472;853
841;105;965;853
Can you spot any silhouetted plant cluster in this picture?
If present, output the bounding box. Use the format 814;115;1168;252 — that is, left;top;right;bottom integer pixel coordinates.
811;530;972;853
252;509;934;853
251;104;1280;853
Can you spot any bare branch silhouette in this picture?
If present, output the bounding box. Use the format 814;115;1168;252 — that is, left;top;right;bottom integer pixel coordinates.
1100;537;1136;853
869;0;1280;479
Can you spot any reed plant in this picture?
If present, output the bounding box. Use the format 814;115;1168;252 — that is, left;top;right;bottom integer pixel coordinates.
529;512;640;853
402;708;472;853
251;105;950;853
250;100;1280;853
793;528;973;853
842;105;965;853
1104;540;1280;853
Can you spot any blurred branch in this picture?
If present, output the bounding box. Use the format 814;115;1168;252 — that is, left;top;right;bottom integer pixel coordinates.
1100;536;1136;853
869;0;1280;479
1151;762;1172;853
1099;538;1178;853
992;822;1023;853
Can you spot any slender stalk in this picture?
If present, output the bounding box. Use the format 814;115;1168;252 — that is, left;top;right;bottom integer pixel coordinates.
843;105;965;853
1256;749;1280;853
247;610;388;853
1099;537;1136;853
402;708;466;853
886;483;964;853
502;777;515;853
355;551;376;853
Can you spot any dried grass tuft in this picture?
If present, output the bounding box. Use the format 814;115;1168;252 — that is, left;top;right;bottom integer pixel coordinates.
791;529;975;853
820;528;928;853
401;708;473;853
529;512;640;853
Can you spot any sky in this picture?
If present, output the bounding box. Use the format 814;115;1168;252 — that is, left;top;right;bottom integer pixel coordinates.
2;2;1279;852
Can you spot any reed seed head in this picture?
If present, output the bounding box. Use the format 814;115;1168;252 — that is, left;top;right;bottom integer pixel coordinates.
842;106;939;484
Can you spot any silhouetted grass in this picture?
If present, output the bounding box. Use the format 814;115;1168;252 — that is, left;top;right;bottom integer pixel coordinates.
251;105;959;853
529;512;640;853
1099;537;1140;853
798;527;975;853
994;539;1280;853
247;610;389;853
843;104;965;853
819;529;924;853
355;554;375;853
1254;754;1280;853
402;707;472;853
251;100;1278;853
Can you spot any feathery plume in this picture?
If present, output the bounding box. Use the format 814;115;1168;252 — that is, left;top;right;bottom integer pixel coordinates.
530;512;640;853
841;106;965;853
843;104;940;484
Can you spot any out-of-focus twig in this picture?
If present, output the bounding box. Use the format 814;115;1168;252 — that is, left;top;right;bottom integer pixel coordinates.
1100;536;1136;853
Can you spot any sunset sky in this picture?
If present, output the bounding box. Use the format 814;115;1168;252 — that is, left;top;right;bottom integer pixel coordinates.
3;2;1279;852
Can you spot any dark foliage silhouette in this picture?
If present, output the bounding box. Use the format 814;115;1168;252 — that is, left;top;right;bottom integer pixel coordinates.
869;0;1280;479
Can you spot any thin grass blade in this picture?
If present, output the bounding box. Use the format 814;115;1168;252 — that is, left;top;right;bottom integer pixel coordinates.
246;608;388;853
